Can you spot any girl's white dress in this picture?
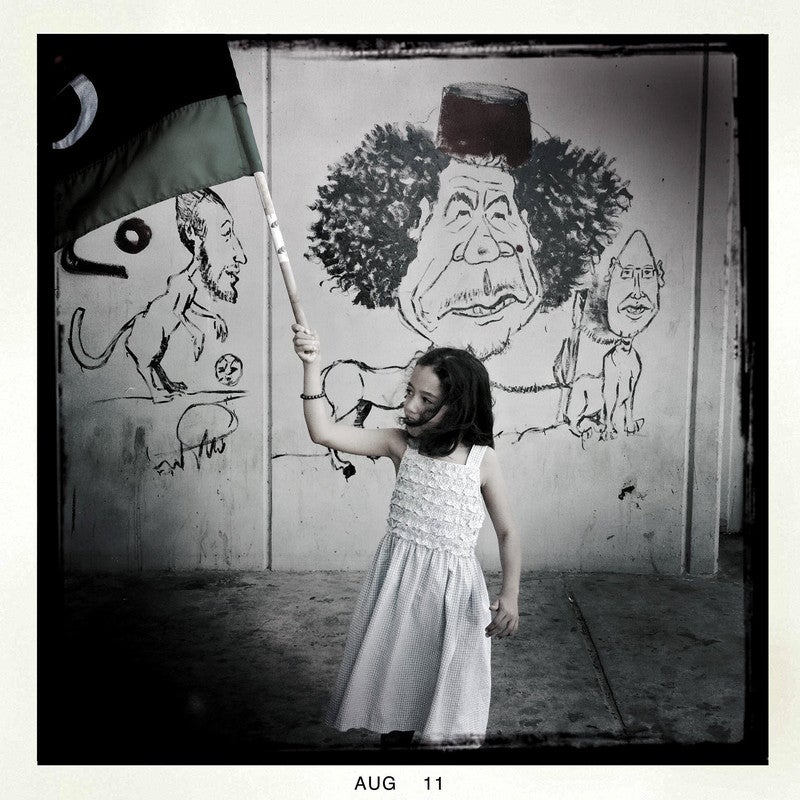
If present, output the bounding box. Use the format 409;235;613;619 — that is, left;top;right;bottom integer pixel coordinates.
325;439;491;744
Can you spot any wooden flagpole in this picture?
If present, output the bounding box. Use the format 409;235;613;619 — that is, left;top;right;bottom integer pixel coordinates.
253;171;309;330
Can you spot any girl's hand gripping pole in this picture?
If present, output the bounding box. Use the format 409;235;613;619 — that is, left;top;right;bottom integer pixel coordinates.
254;171;309;330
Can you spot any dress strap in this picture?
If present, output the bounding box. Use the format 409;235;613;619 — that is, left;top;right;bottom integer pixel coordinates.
465;444;488;469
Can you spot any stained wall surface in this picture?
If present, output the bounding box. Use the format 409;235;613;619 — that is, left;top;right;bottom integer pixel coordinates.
57;48;269;571
56;43;741;574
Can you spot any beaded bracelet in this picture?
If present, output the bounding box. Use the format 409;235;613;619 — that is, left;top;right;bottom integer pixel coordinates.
300;392;326;400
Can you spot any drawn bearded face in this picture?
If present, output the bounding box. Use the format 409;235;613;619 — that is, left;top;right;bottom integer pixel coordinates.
606;257;663;339
196;200;247;303
397;160;542;359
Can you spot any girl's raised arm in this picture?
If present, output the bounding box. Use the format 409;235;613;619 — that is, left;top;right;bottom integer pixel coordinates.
292;324;406;462
480;447;521;638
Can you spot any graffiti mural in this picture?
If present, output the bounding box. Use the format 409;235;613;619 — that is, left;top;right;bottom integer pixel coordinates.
298;81;663;470
558;230;664;443
309;83;630;354
153;401;240;476
68;188;246;403
64;187;249;473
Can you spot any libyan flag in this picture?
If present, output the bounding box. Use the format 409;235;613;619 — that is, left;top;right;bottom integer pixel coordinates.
47;35;263;251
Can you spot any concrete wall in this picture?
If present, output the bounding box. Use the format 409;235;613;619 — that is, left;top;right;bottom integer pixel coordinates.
56;43;742;574
57;48;269;571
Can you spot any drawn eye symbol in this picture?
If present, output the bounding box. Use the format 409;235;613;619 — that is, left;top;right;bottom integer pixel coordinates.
53;74;99;150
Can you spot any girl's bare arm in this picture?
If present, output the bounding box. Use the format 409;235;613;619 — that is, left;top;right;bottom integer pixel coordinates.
292;324;406;462
480;447;521;638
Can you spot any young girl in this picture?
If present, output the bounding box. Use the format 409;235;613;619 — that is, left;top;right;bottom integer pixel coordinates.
292;324;521;748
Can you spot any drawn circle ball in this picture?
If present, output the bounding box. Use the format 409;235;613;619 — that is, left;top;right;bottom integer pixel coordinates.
215;354;243;386
114;218;153;254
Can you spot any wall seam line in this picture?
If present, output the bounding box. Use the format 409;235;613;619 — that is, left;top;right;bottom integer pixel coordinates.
683;48;710;574
265;45;273;571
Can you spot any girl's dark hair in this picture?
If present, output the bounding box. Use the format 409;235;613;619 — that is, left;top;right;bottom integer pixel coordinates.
409;347;495;458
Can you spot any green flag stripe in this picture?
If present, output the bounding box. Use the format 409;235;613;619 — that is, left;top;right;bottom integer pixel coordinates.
230;95;263;179
54;93;263;250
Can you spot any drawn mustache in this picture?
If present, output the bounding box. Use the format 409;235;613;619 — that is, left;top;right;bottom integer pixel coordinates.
436;278;528;320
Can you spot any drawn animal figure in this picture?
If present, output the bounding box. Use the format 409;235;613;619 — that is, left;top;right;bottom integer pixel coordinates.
599;341;644;438
67;188;246;403
562;372;605;440
560;230;664;441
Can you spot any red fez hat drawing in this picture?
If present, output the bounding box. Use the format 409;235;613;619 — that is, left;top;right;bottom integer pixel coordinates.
436;82;533;168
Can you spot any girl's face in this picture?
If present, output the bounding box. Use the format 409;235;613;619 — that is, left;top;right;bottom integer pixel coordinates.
403;365;447;437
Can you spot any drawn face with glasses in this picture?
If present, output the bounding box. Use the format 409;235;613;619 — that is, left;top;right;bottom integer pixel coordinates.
605;233;664;339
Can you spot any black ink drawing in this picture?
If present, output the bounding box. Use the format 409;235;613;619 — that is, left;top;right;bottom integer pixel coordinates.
60;217;153;278
557;230;664;442
273;355;424;480
214;353;243;387
301;82;643;461
153;401;239;476
114;217;153;254
308;83;630;361
67;188;246;403
62;188;251;477
89;385;247;475
324;357;418;478
321;357;413;426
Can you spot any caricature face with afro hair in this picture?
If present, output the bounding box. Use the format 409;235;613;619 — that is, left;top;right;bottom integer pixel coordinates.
308;119;631;358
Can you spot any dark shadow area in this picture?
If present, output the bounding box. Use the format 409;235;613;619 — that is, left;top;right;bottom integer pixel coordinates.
43;572;370;763
40;545;751;765
718;532;744;582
